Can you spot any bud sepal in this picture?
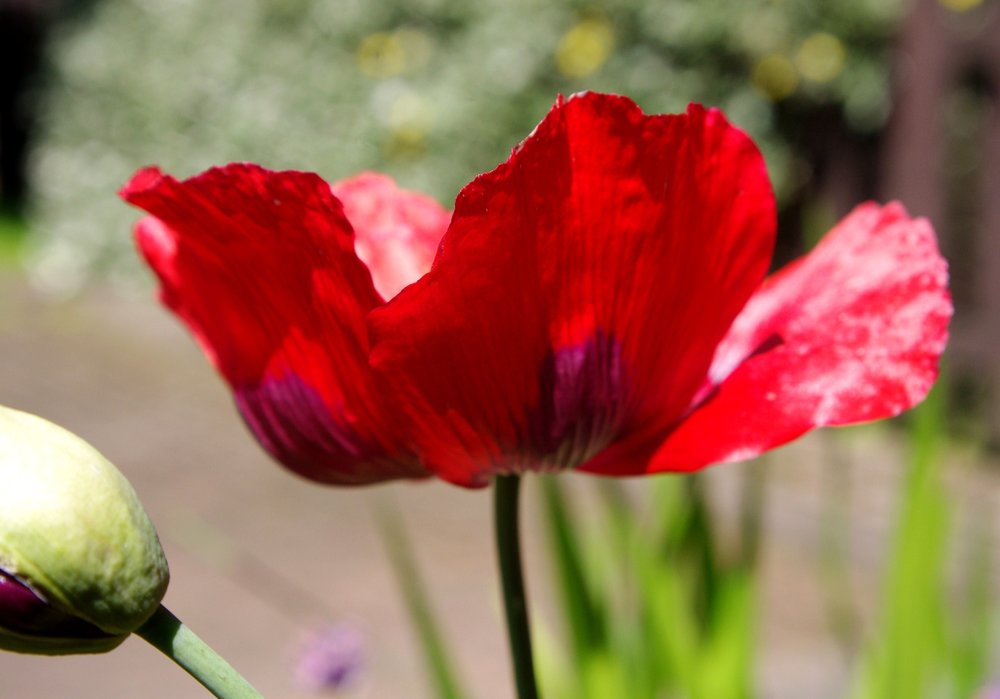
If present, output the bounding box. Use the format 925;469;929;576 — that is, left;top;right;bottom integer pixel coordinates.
0;405;169;655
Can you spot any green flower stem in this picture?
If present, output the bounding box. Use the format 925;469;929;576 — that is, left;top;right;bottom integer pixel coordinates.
494;474;540;699
135;604;264;699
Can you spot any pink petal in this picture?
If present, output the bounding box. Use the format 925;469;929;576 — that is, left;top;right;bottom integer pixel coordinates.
584;202;951;475
332;172;450;300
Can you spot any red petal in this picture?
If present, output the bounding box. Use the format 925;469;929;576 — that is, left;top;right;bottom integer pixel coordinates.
585;202;951;475
331;172;450;300
121;164;427;484
370;93;776;487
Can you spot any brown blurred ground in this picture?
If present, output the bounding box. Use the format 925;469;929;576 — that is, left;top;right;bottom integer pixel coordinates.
0;266;991;699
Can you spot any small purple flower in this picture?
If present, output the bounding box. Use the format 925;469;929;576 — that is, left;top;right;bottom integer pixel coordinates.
294;623;365;693
978;683;1000;699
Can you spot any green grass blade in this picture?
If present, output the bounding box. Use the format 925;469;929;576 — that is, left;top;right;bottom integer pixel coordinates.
695;571;756;699
539;476;607;665
850;387;950;699
376;504;470;699
948;522;994;697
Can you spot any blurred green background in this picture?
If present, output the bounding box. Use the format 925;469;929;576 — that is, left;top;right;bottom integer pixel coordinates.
10;0;913;291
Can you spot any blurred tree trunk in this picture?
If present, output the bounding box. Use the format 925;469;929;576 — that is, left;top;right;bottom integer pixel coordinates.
882;0;1000;438
0;0;54;215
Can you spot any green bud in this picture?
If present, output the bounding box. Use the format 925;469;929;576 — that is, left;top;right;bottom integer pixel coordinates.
0;405;169;654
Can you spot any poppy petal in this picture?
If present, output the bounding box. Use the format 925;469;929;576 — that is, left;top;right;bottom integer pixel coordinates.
370;93;776;487
121;164;427;484
583;202;951;475
331;172;450;300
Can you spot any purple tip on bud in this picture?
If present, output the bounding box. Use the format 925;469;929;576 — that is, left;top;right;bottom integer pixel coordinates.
0;568;112;641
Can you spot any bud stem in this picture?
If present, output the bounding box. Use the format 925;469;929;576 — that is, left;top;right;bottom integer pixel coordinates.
136;604;265;699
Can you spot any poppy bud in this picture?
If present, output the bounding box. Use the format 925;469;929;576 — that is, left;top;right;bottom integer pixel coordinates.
0;405;169;654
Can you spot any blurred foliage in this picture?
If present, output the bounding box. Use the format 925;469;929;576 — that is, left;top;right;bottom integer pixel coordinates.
29;0;905;292
0;212;28;265
530;392;995;699
536;471;763;699
383;407;996;699
849;386;995;699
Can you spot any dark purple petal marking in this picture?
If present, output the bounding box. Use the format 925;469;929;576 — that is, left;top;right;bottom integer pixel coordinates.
234;372;423;485
530;332;627;469
236;373;366;459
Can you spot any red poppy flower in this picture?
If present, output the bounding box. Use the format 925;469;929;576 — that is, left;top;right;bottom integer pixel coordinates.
121;92;951;489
